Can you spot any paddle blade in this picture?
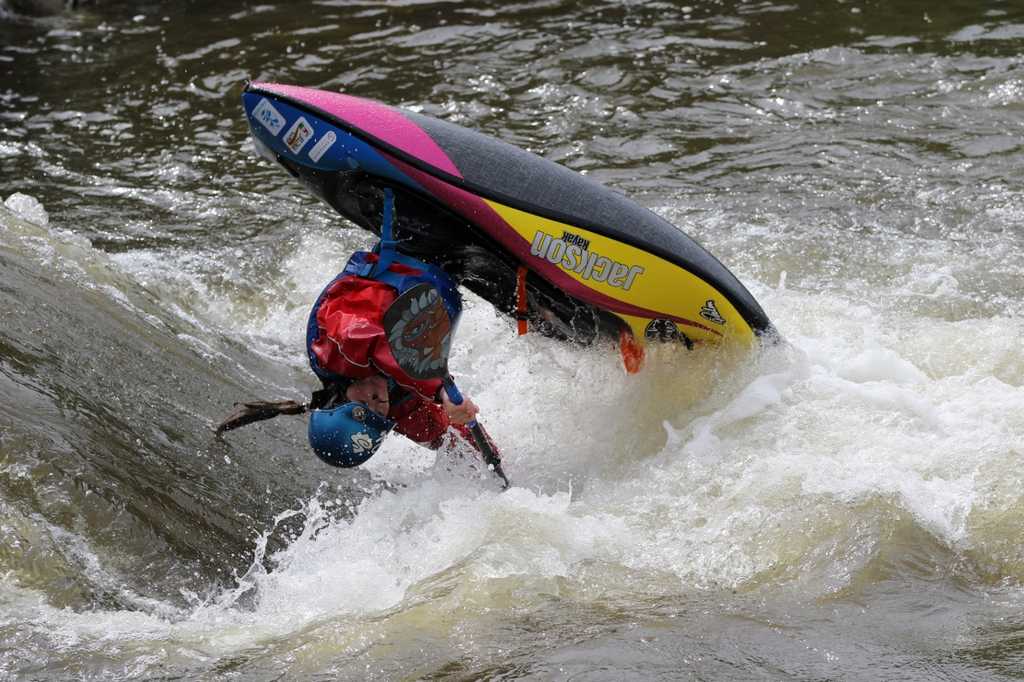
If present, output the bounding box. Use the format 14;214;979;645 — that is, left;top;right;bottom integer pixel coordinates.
383;282;453;380
384;284;510;489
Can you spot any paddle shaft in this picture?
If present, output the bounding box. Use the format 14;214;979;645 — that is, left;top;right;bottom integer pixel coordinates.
442;377;510;488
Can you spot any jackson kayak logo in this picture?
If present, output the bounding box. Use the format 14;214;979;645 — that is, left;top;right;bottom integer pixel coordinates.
530;230;644;291
699;299;725;325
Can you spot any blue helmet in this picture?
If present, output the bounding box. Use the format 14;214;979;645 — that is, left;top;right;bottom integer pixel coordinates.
308;402;395;467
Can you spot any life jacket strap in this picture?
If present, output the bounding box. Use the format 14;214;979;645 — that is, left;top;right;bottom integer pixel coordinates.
367;187;398;278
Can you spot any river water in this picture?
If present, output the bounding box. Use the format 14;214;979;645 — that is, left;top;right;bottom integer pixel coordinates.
2;0;1023;679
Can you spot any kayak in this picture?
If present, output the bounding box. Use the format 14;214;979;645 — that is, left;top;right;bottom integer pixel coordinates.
242;82;774;370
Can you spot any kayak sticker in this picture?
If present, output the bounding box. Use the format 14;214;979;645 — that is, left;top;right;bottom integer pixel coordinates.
308;130;337;162
561;230;591;252
699;299;725;325
252;97;286;136
284;117;314;154
530;230;644;291
644;318;694;348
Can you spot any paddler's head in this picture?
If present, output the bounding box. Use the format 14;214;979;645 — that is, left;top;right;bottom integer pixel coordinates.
307;376;395;467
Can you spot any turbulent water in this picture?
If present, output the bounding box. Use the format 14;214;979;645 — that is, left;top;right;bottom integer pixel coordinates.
2;0;1024;679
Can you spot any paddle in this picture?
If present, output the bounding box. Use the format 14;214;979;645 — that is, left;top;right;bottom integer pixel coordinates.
383;282;510;489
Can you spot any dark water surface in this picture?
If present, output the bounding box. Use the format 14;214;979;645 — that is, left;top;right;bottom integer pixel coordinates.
2;1;1023;679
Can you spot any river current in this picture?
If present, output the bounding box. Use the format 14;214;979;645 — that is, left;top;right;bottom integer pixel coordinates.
2;1;1023;679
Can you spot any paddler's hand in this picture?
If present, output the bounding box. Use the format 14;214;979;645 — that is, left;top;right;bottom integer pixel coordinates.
345;375;390;416
441;391;479;426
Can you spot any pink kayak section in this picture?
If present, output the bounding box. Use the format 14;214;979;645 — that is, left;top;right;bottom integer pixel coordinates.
252;82;463;179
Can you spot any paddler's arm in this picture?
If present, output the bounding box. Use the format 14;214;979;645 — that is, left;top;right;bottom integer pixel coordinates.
390;392;501;459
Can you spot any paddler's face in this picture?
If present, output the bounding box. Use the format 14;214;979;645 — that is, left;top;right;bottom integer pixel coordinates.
346;375;390;416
